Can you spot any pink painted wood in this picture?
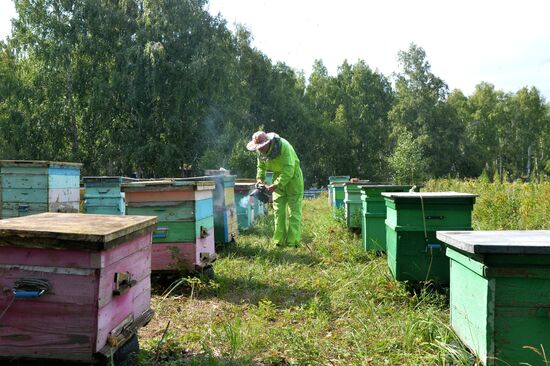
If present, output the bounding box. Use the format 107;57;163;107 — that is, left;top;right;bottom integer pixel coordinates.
124;189;212;203
0;232;153;362
0;302;95;360
0;232;150;269
151;228;215;271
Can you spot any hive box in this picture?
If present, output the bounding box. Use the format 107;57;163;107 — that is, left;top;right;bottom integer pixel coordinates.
83;176;129;215
360;185;416;252
236;178;265;218
328;176;350;207
382;192;477;283
123;180;216;272
437;230;550;366
343;181;370;230
0;212;157;363
0;160;81;218
179;175;238;244
235;182;256;231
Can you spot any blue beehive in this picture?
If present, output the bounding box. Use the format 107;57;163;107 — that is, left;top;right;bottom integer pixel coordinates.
0;160;81;219
83;176;128;215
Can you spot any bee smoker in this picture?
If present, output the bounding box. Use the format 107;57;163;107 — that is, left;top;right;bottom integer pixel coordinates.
249;183;270;203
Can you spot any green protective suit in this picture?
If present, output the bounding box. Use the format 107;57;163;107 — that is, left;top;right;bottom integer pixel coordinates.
256;137;304;246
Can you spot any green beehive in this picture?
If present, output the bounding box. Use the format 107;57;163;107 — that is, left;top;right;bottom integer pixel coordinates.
437;231;550;366
330;183;346;209
328;176;349;207
360;185;417;252
343;182;369;229
382;192;477;283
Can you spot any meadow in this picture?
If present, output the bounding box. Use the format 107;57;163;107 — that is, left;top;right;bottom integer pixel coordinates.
138;179;550;365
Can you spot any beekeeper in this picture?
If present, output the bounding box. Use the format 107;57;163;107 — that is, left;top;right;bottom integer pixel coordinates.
246;131;304;247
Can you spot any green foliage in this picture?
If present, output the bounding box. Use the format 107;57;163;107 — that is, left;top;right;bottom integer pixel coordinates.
425;178;550;230
0;4;549;184
389;129;427;184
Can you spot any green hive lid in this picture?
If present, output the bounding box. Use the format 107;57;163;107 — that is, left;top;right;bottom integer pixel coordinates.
359;184;413;190
381;191;477;199
344;181;370;187
437;230;550;255
329;176;350;183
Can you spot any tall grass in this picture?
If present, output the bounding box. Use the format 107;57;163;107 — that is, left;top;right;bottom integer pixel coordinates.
139;194;474;365
425;178;550;230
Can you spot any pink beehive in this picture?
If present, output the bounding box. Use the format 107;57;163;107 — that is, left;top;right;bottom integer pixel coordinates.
122;180;216;274
0;212;157;363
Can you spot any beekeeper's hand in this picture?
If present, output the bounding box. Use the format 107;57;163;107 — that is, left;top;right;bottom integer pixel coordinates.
266;184;277;193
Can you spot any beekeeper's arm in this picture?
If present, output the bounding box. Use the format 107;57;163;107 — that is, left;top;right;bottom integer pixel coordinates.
256;156;266;184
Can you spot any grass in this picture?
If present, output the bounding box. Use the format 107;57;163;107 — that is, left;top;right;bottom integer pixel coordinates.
138;195;473;366
424;178;550;230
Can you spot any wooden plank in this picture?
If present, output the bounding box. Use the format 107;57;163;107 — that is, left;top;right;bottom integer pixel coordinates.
152;242;196;270
438;230;550;255
84;196;125;207
93;232;152;269
0;160;82;168
0;266;97;305
0;213;157;251
2;188;48;203
84;187;122;199
121;180;214;193
48;188;80;203
381;191;478;199
96;277;151;352
48;175;80;189
152;216;214;243
1;203;49;219
127;198;213;221
97;243;151;308
124;189;211;203
48;166;81;177
0;166;48;175
0;301;95;362
151;227;215;270
0;246;94;268
1;174;48;189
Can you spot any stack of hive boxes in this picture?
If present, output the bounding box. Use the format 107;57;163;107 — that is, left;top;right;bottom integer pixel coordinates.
0;160;81;218
122;180;217;272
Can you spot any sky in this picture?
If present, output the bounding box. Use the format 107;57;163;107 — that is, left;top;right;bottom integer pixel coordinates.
1;0;550;99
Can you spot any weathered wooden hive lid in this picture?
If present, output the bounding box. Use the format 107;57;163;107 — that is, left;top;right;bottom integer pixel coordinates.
0;212;157;251
0;160;82;168
344;180;371;187
121;179;215;192
83;176;134;183
381;191;478;199
235;182;256;191
437;230;550;255
235;178;256;183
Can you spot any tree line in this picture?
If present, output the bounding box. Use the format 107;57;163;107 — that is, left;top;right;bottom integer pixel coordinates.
1;0;548;186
